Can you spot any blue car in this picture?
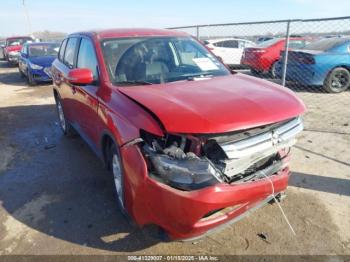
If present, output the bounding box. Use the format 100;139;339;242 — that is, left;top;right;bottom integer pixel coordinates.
276;37;350;93
18;42;60;85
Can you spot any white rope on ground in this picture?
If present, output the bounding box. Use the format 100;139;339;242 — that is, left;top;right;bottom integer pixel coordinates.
262;171;296;236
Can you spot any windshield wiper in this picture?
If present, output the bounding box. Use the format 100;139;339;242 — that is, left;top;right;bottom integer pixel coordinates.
186;73;214;81
116;80;153;86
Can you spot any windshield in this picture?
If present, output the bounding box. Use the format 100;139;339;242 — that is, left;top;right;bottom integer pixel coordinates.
28;43;59;57
257;38;281;48
302;38;349;51
6;38;32;46
101;37;230;85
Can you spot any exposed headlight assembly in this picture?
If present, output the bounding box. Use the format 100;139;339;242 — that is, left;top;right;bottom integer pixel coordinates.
29;62;43;70
141;131;223;191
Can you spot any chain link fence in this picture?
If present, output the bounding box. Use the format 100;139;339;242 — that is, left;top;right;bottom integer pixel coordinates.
169;17;350;134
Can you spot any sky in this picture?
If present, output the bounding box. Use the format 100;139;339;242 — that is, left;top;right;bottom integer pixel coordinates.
0;0;350;37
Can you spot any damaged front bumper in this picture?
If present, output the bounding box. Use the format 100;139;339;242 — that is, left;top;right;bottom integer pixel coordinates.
121;143;291;240
120;117;303;240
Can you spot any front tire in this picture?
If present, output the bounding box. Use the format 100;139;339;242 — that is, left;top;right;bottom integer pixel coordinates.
27;71;36;86
109;143;128;215
19;68;25;78
323;67;350;93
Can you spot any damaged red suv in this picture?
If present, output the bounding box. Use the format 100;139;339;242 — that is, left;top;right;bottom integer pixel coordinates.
52;29;305;240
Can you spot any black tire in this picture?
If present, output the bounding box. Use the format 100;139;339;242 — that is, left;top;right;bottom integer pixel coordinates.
19;68;25;78
269;61;278;79
27;71;36;86
251;69;261;76
55;97;75;136
109;143;130;218
323;67;350;93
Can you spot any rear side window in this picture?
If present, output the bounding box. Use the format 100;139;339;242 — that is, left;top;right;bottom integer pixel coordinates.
289;40;307;49
77;38;98;79
64;38;78;68
58;39;68;61
214;40;239;48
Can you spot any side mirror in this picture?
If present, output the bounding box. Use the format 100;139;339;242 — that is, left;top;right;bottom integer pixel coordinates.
21;53;28;58
67;68;93;85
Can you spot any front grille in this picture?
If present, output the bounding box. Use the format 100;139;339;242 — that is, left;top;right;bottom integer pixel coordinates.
210;117;303;179
221;117;303;159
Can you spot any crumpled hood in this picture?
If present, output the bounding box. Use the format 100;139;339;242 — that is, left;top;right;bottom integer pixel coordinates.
118;74;306;134
29;56;56;67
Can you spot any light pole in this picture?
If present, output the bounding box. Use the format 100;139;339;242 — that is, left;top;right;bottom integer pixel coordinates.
22;0;33;36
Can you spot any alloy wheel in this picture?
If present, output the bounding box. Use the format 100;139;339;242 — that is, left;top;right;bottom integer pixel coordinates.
112;152;124;209
57;100;66;132
331;71;349;91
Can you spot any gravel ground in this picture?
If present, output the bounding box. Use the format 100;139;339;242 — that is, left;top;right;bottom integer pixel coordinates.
0;61;349;255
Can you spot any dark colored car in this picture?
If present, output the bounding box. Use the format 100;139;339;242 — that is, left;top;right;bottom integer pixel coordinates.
3;36;34;65
0;41;5;60
241;38;309;77
256;36;274;44
18;42;60;85
51;28;305;240
276;37;350;93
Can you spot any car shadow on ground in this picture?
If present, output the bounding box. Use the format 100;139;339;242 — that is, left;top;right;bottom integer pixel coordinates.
290;171;350;196
0;104;162;252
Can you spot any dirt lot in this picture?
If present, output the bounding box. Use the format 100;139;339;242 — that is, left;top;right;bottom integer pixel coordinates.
0;60;349;255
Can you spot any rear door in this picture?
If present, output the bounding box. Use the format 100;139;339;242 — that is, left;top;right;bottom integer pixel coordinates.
52;37;79;123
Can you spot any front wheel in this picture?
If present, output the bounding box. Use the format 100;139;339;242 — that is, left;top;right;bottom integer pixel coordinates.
27;71;37;86
109;143;128;214
19;68;25;78
323;67;350;93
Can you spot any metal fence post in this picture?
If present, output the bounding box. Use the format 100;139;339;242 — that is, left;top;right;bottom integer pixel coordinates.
196;26;200;39
281;20;291;87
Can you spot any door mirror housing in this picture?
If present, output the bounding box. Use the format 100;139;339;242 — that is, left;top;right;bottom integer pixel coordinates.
67;68;93;85
21;53;28;58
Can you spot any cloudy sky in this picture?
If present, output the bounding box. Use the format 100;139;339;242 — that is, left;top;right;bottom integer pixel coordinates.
0;0;349;36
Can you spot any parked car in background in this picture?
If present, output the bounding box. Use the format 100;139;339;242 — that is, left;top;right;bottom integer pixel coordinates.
256;36;274;44
18;42;60;85
241;37;309;77
276;37;350;93
3;36;34;65
51;28;305;240
0;40;5;60
204;38;255;66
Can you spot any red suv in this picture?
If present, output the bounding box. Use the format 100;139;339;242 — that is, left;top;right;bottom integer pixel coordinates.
51;29;305;240
241;37;308;77
3;36;33;65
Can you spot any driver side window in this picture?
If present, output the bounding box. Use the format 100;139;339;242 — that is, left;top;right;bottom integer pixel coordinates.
77;38;98;80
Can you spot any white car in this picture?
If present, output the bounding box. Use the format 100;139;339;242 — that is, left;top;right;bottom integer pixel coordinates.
204;38;256;66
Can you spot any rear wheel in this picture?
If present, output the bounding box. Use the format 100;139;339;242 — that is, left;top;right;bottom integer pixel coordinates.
323;67;350;93
269;61;278;79
251;68;262;76
55;98;75;136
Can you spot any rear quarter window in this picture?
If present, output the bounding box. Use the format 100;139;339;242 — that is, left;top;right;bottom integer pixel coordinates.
58;39;68;61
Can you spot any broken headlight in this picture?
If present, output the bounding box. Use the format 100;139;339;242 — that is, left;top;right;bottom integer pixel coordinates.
141;131;222;191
